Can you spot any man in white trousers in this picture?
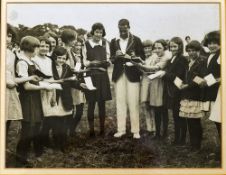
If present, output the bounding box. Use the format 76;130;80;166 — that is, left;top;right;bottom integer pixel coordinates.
110;19;145;139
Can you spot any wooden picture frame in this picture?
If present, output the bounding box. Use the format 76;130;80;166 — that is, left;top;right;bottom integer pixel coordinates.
1;0;225;174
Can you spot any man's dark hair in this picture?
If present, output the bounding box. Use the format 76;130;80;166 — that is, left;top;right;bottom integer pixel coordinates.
118;19;130;28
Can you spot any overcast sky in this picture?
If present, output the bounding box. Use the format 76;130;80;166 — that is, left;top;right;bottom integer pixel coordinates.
7;3;219;42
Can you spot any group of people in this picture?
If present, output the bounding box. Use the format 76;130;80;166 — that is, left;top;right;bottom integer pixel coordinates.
6;18;221;166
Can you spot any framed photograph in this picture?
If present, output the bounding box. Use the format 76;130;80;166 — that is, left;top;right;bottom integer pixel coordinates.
1;0;225;174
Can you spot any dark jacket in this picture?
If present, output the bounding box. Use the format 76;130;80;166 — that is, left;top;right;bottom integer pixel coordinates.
203;50;221;101
52;62;80;111
110;33;145;82
181;59;206;101
163;54;188;98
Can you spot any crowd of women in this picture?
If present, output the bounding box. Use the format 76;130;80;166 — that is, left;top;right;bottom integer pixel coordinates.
6;18;221;166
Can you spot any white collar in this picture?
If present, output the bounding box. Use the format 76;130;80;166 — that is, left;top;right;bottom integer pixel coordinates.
88;39;103;48
116;36;129;41
170;56;177;63
116;32;131;40
188;59;195;69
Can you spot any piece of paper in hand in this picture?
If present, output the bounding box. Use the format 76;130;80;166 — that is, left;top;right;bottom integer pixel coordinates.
217;56;220;64
174;77;183;89
65;76;77;81
148;70;163;80
84;77;96;90
39;81;49;88
83;67;87;77
125;62;134;66
204;74;217;86
193;76;204;85
39;81;62;90
74;63;82;72
50;83;62;90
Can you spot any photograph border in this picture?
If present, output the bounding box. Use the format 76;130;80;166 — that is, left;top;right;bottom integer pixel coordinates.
1;0;226;174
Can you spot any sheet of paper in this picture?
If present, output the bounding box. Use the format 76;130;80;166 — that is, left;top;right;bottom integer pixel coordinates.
193;76;204;85
50;83;62;90
84;77;96;90
39;81;49;88
83;67;87;77
74;63;82;72
217;56;220;64
39;81;62;90
147;70;163;80
64;76;77;81
204;74;217;86
174;76;183;89
125;62;134;67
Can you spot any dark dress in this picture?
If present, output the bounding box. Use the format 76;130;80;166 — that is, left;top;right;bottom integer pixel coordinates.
17;60;43;124
16;60;43;161
84;39;112;136
84;40;112;102
163;55;188;109
203;50;221;140
163;54;188;144
202;50;220;102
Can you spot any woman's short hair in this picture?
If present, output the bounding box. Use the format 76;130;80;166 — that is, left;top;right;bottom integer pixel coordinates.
20;36;40;53
185;40;202;52
169;37;184;55
7;24;17;43
90;23;106;37
142;40;153;48
153;39;168;50
61;29;77;44
203;31;220;47
38;36;52;51
51;46;67;61
43;31;58;46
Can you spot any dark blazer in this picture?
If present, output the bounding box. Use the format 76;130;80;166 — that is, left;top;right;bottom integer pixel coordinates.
203;50;221;101
163;54;188;99
181;59;206;101
52;62;80;111
110;33;145;82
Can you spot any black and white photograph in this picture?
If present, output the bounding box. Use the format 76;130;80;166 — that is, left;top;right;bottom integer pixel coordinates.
1;0;226;174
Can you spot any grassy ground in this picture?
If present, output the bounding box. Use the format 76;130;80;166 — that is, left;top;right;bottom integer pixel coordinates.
5;67;221;168
6;87;221;168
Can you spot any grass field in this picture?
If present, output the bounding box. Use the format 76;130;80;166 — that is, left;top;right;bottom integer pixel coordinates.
6;85;221;168
5;67;221;168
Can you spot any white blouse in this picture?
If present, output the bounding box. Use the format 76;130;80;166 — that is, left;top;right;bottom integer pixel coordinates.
16;51;35;77
32;55;53;76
